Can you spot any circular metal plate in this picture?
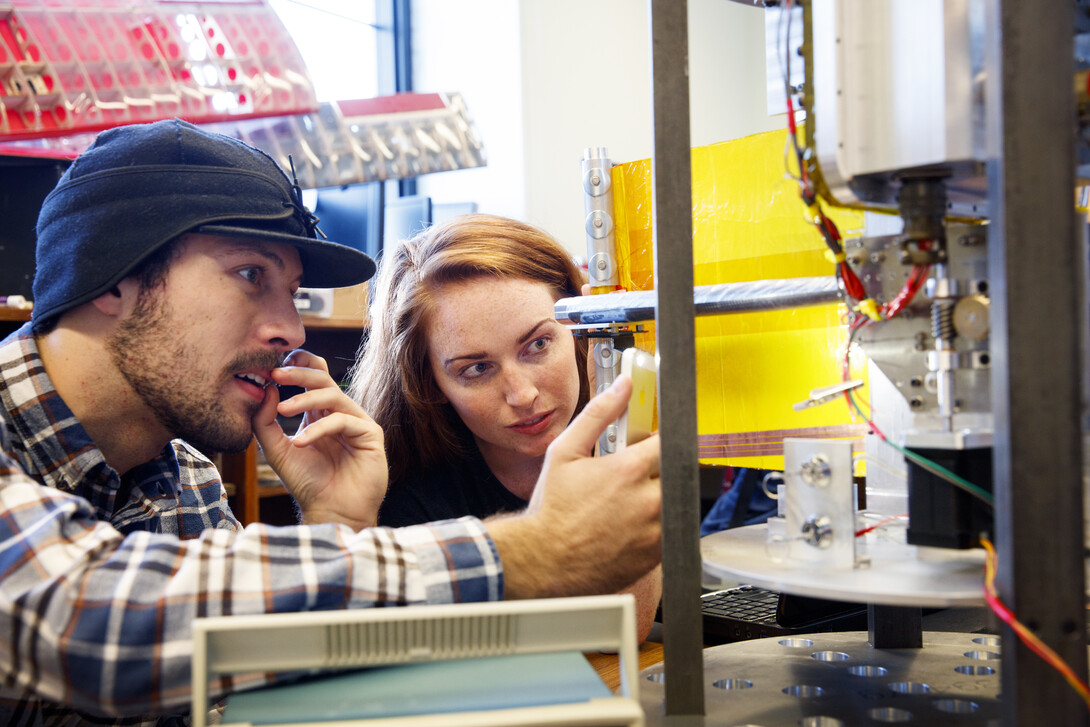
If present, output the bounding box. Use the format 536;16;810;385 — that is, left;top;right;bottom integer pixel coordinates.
640;631;1002;726
701;524;985;607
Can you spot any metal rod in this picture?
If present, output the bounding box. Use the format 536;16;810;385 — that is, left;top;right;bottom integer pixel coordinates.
985;0;1088;723
649;0;704;716
555;276;841;325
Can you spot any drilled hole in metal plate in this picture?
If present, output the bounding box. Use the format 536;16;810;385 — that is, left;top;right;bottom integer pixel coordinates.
779;637;815;648
868;707;913;723
645;672;665;683
783;684;825;697
889;681;931;695
955;664;996;676
812;651;850;662
964;650;1001;660
799;718;844;727
972;636;1001;647
934;698;980;714
848;665;888;677
712;678;753;690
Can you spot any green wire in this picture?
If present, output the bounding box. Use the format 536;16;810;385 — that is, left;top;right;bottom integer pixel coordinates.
884;439;995;506
845;389;995;507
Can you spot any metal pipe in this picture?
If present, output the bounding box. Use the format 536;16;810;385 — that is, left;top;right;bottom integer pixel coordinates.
555;276;841;325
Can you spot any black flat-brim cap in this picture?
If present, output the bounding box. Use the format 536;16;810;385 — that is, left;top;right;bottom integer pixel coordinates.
32;118;375;332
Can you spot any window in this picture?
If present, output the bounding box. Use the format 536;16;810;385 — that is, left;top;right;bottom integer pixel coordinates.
268;0;402;102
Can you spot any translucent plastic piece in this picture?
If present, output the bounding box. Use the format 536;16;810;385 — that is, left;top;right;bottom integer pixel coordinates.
0;0;320;141
0;91;488;191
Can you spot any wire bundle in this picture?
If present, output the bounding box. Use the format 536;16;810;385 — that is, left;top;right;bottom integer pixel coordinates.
980;538;1090;711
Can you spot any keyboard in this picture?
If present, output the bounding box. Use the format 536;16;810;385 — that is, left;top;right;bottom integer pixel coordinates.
701;585;868;645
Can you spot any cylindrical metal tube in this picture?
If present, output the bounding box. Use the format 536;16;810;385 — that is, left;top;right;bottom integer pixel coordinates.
554;276;841;325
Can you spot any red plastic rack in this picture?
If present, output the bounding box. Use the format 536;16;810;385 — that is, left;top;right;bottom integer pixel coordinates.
0;0;318;140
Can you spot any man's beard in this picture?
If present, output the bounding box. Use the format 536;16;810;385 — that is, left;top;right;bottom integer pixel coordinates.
106;289;280;455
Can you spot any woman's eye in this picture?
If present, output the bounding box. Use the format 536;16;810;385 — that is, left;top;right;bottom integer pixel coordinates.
528;337;550;354
461;362;491;379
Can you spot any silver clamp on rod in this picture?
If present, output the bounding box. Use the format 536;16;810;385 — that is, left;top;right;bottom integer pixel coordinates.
582;147;618;289
582;146;623;454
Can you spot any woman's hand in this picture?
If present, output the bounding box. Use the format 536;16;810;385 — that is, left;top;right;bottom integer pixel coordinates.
252;349;388;529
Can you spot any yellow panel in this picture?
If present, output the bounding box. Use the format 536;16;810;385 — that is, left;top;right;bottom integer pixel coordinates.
612;129;869;469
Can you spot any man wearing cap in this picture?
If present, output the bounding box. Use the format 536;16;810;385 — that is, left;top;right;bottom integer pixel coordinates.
0;119;662;725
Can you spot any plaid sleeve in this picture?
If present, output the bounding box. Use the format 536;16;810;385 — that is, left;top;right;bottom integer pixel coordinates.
0;452;503;719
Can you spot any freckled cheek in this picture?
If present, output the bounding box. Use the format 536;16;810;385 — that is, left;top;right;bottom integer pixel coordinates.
548;350;582;411
446;387;499;430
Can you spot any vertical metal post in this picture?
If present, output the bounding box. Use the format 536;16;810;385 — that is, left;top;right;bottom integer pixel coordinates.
648;0;704;717
582;147;623;454
986;1;1088;724
867;605;922;650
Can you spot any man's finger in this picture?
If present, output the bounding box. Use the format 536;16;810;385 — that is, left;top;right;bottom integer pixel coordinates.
549;374;632;460
252;385;287;459
252;382;282;429
619;433;662;479
281;348;330;374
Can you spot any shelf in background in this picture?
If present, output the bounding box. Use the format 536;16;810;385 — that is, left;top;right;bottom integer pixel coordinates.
2;309;362;329
300;315;365;331
0;309;32;323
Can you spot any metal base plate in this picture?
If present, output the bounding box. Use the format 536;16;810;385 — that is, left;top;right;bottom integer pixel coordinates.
701;523;985;607
639;631;1002;726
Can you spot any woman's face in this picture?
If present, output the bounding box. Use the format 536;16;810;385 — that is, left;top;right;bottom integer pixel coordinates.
425;276;580;467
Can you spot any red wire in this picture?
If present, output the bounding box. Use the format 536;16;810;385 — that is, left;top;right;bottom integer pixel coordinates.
854;513;907;538
880;240;933;319
839;262;867;301
882;264;930;318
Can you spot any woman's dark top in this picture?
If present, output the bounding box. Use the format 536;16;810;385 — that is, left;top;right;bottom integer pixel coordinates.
378;444;529;527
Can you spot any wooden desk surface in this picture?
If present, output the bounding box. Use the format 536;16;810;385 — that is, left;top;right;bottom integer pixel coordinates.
585;641;664;692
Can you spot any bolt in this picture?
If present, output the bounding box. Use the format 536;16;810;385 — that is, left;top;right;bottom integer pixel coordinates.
596;259;607;270
800;455;832;487
594;217;603;228
870;252;886;264
910;376;923;388
801;515;833;548
910;397;924;409
591;174;601;186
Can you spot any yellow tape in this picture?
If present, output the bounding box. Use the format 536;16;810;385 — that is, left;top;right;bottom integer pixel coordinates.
611;129;868;469
855;298;881;321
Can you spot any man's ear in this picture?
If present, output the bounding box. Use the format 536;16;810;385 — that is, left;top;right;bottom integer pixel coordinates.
89;284;128;317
